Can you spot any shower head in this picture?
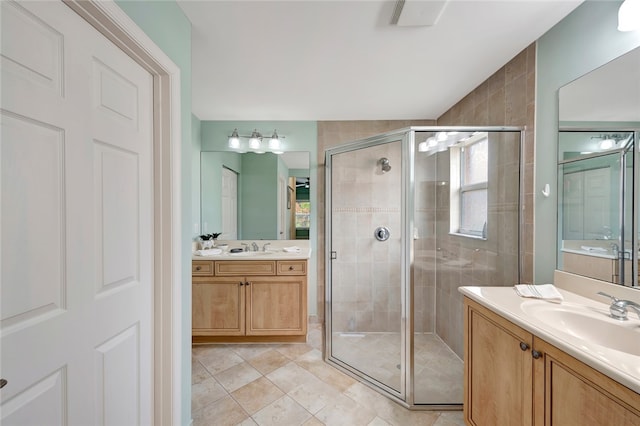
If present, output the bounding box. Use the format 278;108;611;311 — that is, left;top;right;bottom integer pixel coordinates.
379;157;391;173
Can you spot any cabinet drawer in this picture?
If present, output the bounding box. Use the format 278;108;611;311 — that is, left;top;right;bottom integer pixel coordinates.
215;261;276;276
277;260;307;275
192;260;214;276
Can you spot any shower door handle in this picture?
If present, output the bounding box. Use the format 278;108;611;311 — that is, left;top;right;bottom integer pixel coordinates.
331;251;337;260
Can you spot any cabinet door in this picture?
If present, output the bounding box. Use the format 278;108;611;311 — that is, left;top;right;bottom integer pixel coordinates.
245;276;307;336
534;338;640;426
192;278;245;336
465;299;534;426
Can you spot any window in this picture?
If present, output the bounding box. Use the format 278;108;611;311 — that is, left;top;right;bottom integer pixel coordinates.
295;201;310;229
451;134;488;239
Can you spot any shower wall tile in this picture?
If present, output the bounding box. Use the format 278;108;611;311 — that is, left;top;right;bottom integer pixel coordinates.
434;43;535;357
324;137;407;333
317;120;435;323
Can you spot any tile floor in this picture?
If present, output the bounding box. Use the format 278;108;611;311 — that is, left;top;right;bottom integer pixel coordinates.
331;332;463;404
192;324;465;426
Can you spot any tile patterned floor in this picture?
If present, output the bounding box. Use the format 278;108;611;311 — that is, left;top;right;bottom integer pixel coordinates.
192;324;465;426
331;332;463;404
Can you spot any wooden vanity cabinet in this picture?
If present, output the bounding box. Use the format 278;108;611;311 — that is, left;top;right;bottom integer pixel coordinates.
464;298;640;426
464;298;534;426
535;338;640;425
192;260;307;343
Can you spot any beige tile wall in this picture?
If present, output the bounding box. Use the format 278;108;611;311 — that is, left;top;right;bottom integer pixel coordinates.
437;43;536;283
317;120;435;324
420;131;521;357
330;142;403;333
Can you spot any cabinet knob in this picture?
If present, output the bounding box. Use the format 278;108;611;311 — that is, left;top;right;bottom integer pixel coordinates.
245;281;250;286
519;342;530;351
195;266;201;271
289;266;294;271
532;350;542;359
239;282;244;286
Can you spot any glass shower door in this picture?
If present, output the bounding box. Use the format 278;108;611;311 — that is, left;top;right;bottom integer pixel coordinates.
327;138;404;395
411;129;522;406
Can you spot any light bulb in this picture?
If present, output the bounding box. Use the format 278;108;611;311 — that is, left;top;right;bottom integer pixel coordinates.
268;130;281;150
249;130;261;150
228;129;240;149
618;0;640;32
600;139;615;149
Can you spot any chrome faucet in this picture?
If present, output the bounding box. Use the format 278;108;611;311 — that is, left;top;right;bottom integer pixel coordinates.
251;242;259;252
262;242;271;252
597;292;640;321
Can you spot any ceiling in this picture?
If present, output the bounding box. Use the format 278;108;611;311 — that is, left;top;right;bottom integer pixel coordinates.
178;0;583;121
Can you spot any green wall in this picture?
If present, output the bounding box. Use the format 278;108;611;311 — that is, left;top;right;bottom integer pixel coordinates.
192;115;202;236
114;1;193;424
241;153;279;239
535;0;640;283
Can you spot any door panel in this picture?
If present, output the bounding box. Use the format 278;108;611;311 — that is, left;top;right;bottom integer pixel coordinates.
329;140;404;393
221;167;238;240
193;280;245;335
1;1;153;424
1;112;66;327
0;369;66;426
246;276;306;335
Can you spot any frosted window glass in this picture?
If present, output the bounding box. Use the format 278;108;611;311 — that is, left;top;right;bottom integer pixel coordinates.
461;189;487;234
462;139;488;185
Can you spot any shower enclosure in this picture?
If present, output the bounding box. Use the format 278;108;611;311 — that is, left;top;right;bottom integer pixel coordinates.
325;126;523;409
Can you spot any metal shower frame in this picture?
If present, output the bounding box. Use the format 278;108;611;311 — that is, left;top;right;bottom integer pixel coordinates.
324;125;525;410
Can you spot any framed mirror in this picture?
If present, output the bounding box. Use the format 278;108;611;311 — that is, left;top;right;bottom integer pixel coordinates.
201;151;310;240
557;46;640;287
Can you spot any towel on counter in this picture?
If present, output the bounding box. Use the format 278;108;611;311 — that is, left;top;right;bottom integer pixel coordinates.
514;284;564;303
194;248;223;256
283;246;301;253
580;245;608;253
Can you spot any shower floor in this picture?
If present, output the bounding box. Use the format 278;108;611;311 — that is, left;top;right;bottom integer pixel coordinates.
331;332;463;405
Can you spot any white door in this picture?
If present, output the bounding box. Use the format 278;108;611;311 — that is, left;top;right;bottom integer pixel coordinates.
1;1;153;425
221;167;238;239
583;167;610;238
278;176;286;240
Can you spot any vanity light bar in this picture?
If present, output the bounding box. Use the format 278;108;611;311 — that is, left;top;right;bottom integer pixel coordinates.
228;129;286;154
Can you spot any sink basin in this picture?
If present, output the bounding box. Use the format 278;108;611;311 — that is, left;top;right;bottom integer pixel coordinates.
521;301;640;356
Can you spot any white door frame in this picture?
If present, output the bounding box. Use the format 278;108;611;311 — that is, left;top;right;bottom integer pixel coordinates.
63;1;183;424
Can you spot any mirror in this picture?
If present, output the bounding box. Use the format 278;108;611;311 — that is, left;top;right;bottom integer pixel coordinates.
557;46;640;287
201;151;310;240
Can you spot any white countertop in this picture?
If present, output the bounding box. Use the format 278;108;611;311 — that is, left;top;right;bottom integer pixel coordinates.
561;247;616;259
192;240;311;261
560;239;633;260
459;286;640;394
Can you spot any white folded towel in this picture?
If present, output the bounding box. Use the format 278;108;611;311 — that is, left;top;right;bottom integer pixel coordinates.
580;245;607;253
283;246;301;253
194;248;222;256
514;284;564;303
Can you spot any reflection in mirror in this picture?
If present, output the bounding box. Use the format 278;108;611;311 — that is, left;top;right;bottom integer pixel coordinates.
201;151;310;240
557;132;634;285
557;46;640;287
